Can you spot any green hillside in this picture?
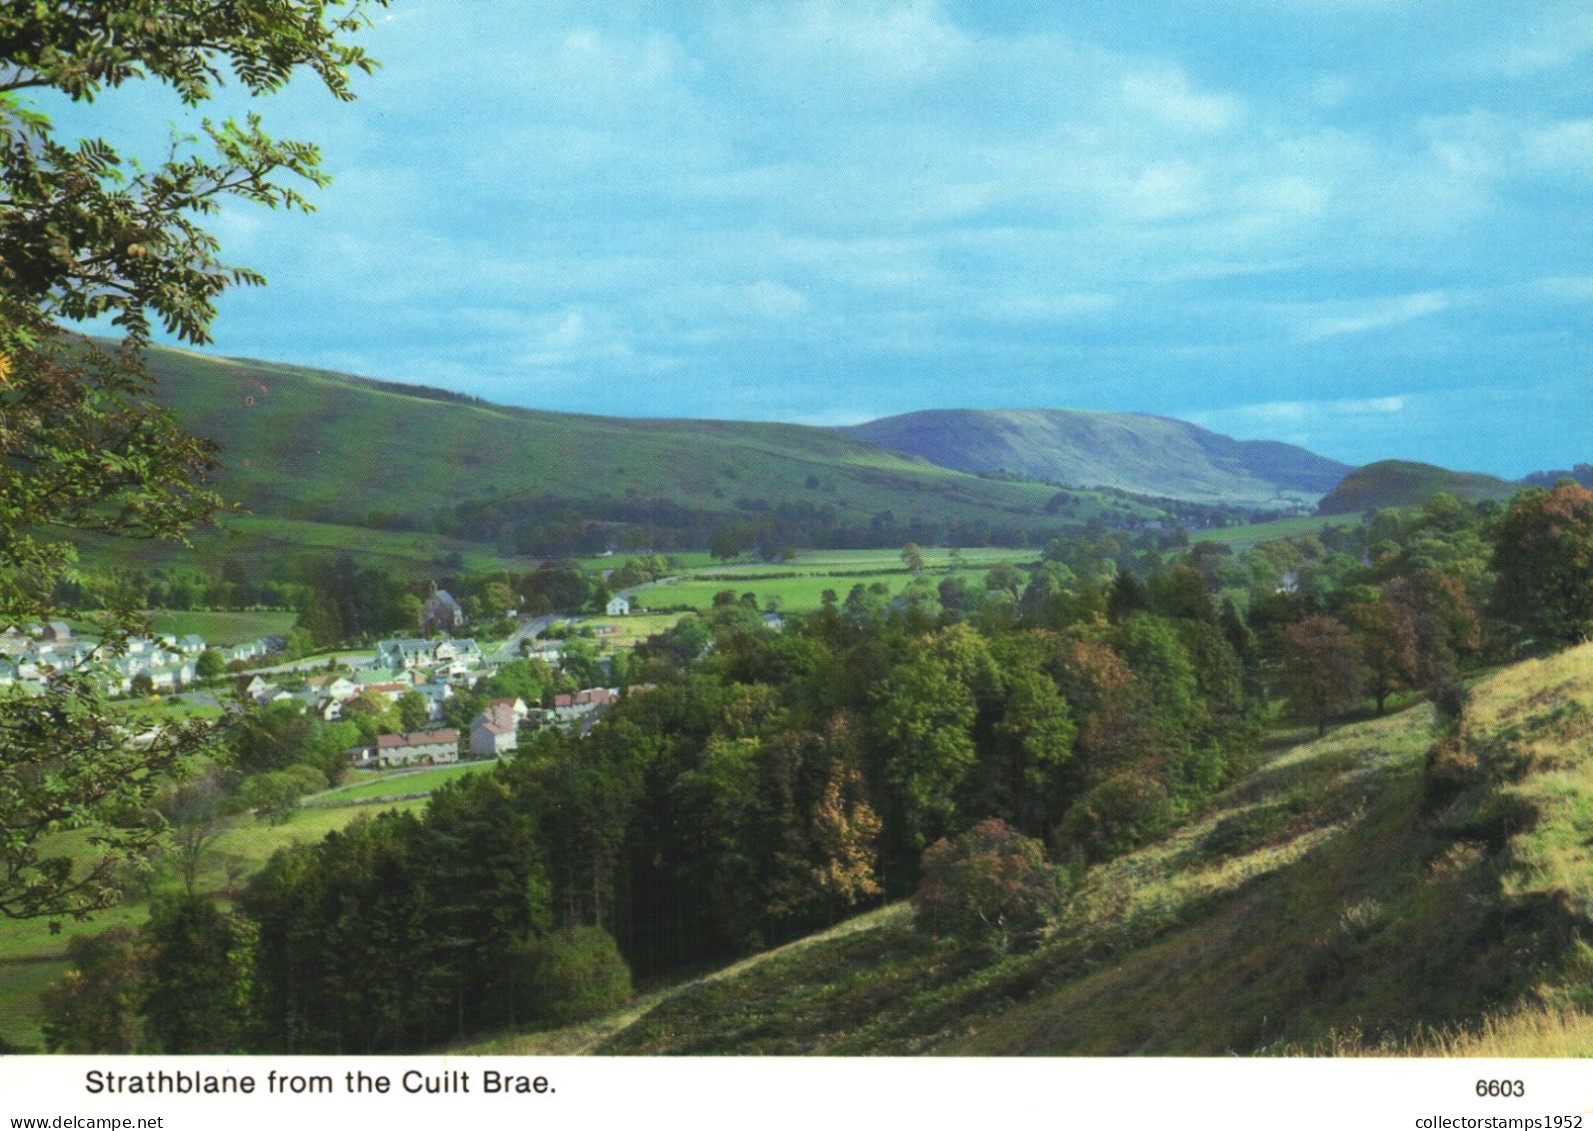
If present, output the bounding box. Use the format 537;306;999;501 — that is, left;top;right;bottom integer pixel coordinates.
138;347;1158;547
1318;460;1521;515
842;408;1351;506
463;644;1593;1056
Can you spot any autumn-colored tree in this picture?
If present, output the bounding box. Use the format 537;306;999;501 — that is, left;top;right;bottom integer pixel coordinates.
1384;568;1481;684
913;818;1062;948
806;749;884;912
1490;482;1593;645
1345;601;1419;713
1278;616;1368;736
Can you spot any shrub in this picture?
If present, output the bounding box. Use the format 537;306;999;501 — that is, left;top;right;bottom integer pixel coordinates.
913;819;1064;949
517;927;634;1024
1055;772;1173;863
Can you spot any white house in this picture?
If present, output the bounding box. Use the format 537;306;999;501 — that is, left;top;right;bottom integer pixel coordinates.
373;729;460;768
469;703;519;758
606;595;631;616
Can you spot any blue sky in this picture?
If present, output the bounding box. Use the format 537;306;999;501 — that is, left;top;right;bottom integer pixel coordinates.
51;0;1593;477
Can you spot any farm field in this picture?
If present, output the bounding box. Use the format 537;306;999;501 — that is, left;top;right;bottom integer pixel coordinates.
633;567;1002;614
144;609;297;646
576;612;687;651
1188;514;1338;551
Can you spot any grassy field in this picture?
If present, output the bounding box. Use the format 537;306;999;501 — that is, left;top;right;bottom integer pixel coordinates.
307;762;490;805
578;612;687;651
143;609;297;645
632;568;998;614
683;548;1038;573
109;696;226;722
1189;514;1340;551
452;643;1593;1056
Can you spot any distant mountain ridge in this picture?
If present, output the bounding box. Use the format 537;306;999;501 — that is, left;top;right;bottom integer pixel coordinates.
841;408;1352;506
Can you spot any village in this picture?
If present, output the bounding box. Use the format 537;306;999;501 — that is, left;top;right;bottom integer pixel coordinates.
0;585;650;774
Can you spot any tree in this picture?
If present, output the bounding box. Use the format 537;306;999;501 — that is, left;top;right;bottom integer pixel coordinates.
900;541;926;575
396;690;430;732
39;926;149;1053
1278;616;1367;736
195;648;228;681
0;3;386;920
913;819;1062;949
142;894;241;1053
1490;482;1593;646
1345;600;1418;713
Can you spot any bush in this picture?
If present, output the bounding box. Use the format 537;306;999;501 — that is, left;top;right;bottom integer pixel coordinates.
913;819;1064;949
1055;772;1173;863
514;927;633;1024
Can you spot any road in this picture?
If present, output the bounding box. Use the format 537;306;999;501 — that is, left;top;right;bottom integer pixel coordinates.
491;615;557;663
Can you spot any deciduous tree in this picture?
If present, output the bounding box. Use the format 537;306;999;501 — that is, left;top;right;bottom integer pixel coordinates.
1278;616;1367;736
0;1;386;919
1490;482;1593;646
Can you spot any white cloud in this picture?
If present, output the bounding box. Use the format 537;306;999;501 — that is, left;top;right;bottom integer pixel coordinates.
1120;69;1244;133
1298;293;1449;342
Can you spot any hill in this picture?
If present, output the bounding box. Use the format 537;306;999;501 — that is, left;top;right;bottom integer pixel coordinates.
1318;460;1521;515
461;644;1593;1056
135;347;1166;558
841;408;1351;506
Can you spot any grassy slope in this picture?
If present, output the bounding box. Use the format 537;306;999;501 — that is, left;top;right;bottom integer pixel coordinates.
465;644;1592;1056
1318;460;1521;515
843;408;1351;505
141;347;1153;536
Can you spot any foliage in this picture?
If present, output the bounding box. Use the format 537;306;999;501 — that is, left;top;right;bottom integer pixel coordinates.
1490;482;1593;646
0;0;384;920
511;926;633;1024
142;893;241;1053
1278;616;1369;736
39;926;148;1052
0;671;211;919
913;819;1062;948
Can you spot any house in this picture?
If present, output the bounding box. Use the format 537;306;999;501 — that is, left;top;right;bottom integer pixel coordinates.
373;729;460;769
552;687;618;724
177;634;207;655
606;595;631;616
376;638;443;671
302;674;358;701
420;582;467;635
469;703;520;757
41;621;72;643
487;696;529;722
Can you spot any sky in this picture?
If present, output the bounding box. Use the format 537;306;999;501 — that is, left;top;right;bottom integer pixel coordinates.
48;0;1593;477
